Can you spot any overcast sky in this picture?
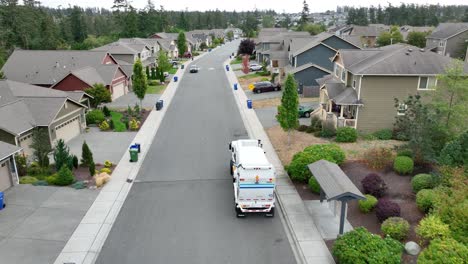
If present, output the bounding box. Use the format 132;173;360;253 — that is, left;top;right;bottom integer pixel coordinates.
39;0;467;13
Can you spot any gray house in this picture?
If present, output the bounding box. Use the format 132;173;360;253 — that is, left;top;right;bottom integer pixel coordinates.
0;141;22;191
426;23;468;59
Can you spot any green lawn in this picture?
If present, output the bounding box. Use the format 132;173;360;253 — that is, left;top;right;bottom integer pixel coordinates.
110;111;126;132
168;68;178;74
147;84;166;94
230;58;242;65
239;72;263;80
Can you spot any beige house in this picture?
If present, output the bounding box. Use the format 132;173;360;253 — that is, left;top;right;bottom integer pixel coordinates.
315;44;468;133
0;142;22;191
426;23;468;59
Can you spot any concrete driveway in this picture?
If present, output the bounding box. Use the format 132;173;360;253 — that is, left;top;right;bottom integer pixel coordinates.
0;185;98;264
67;128;137;164
246;89;283;100
104;92;160;110
255;107;312;129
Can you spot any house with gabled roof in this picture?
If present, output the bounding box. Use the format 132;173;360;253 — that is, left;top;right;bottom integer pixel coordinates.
315;44;468;133
0;141;22;191
0;80;88;157
1;50;129;100
425;23;468;59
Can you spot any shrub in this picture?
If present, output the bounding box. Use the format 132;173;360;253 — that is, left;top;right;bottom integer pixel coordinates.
358;194;378;213
412;174;436;193
54;166;75;186
361;173;387;197
364;147;394;170
297;125;308;132
46;175;57;185
102;106;111;117
19;176;38;184
438;131;468;168
15;155;27;176
381;217;410;241
89;162;96;177
375;198;401;222
287;144;345;182
308;177;320;193
129;118;140;131
305;126;316;134
99;120;110;131
373;129;393;140
86;109;105;125
332;227;403;264
104;160;113;168
397;149;413;158
416;215;450;243
418;238;468;264
72;155;78;169
319;127;336;138
81;141;94;167
335;127;358;142
416;189;437;213
260;77;269;81
393;156;414;174
100;168;112;174
310;116;322;132
109;119;115;130
134;103;140;115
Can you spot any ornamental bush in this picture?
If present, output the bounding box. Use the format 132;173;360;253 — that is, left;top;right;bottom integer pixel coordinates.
364;147;394;170
381;217;410;241
361;173;387;197
393;156;414;174
332;227;403;264
397;149;413;158
99;120;110;131
297;125;308;132
335;127;358;143
100;168;112;174
418;238;468;264
358;194;378;213
412;174;436;193
102;106;111;117
438;131;468;168
373;129;393;140
308;177;320;194
375;198;401;222
416;215;450;243
19;176;38;184
86;109;105;125
287;144;345;182
54;166;75;186
129;118;140;131
416;189;437;213
104;160;113;168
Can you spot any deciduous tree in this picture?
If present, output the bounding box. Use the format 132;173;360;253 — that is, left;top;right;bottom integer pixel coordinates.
132;58;148;110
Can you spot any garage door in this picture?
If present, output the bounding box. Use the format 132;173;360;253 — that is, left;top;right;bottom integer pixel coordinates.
112;83;125;100
55;116;81;143
0;161;12;192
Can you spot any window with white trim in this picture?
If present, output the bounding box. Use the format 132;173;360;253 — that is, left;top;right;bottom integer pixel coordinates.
397;103;408;116
439;41;445;47
352;76;357;88
334;64;339;77
341;69;346;82
418;77;437;90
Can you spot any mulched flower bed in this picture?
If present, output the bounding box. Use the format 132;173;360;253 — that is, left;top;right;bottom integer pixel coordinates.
73;164;116;186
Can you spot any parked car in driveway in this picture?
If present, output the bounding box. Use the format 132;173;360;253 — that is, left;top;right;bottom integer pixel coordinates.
249;81;281;94
189;65;199;73
298;105;314;118
249;63;263;72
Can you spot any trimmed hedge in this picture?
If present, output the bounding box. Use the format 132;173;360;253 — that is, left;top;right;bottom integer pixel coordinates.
358;194;378;213
418;238;468;264
381;217;410;241
308;177;320;194
416;189;436;213
393;156;414;175
412;174;436;193
361;173;387;198
86;109;105;125
375;198;401;222
373;129;393;140
332;227;403;264
335;127;358;142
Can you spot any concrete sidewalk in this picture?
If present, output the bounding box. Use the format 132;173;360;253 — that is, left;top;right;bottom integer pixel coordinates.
54;52;210;264
224;59;335;264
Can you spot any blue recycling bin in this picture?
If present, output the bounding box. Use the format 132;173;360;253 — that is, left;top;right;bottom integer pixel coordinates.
173;76;178;82
208;48;212;52
156;99;164;111
181;64;185;69
247;99;252;109
234;83;238;90
0;191;5;210
133;143;141;153
226;65;230;71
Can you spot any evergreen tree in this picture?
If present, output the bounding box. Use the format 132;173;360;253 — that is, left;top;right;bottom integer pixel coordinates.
276;74;299;145
299;0;310;30
132;58;148;110
376;5;385;24
30;128;52;168
177;31;187;57
53;139;72;171
81;141;94;167
145;66;150;79
55;165;75;186
151;67;156;79
369;6;377;24
70;6;87;43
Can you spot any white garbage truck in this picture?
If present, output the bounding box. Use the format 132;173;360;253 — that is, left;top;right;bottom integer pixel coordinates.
228;139;276;218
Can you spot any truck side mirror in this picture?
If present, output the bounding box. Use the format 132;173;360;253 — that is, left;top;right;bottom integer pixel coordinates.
228;143;232;150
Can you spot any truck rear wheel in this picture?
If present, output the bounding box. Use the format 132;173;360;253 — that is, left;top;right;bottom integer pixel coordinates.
265;208;275;218
229;160;234;176
236;207;246;218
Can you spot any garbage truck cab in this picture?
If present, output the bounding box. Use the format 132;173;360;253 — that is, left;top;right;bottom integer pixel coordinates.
229;139;276;217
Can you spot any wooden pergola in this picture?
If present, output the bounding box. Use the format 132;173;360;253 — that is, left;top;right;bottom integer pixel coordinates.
308;160;365;235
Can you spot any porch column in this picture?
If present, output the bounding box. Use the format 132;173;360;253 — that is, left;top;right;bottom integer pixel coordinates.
328;100;332;113
340;106;344;118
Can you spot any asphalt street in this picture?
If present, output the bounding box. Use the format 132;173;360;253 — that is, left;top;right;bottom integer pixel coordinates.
96;42;296;264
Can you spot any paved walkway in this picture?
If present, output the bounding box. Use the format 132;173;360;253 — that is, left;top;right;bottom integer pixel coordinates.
0;185;98;264
54;51;211;264
225;59;336;264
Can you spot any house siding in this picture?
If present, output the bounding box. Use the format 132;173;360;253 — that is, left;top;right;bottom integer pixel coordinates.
425;38;443;54
445;31;468;58
53;74;92;92
296;45;336;70
322;36;359;50
357;76;421;133
0;129;16;145
102;54;117;65
49;102;84;141
294;66;330;87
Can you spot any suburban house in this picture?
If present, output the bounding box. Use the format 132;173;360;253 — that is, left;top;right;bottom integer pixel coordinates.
425;23;468;59
315;44;468;133
334;24;389;48
0;80;88;157
225;28;243;39
189;30;213;48
2;50;129;100
149;32;196;54
156;38;179;59
0;141;22;191
288;32;360;89
93;41;155;67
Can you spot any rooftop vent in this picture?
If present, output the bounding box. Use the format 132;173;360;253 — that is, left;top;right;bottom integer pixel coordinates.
420;49;425;52
405;52;410;55
408;48;413;52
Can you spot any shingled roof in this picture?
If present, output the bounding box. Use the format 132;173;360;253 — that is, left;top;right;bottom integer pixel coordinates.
0;141;22;161
427;23;468;40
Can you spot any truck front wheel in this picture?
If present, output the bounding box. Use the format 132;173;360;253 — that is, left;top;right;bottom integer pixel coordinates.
229;160;234;176
236;207;246;218
265;208;275;218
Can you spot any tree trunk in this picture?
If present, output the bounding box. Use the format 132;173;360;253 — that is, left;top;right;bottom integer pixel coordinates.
446;91;455;129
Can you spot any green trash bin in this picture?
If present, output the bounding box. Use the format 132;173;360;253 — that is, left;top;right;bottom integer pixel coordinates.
129;148;138;162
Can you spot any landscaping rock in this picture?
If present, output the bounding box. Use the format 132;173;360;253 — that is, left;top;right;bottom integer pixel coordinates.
405;241;421;255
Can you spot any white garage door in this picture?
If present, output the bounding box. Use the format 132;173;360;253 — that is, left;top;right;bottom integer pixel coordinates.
19;134;34;157
0;161;12;192
112;83;125;100
55;116;81;143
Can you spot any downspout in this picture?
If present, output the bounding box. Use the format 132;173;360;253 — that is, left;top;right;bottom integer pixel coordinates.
12;154;19;184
